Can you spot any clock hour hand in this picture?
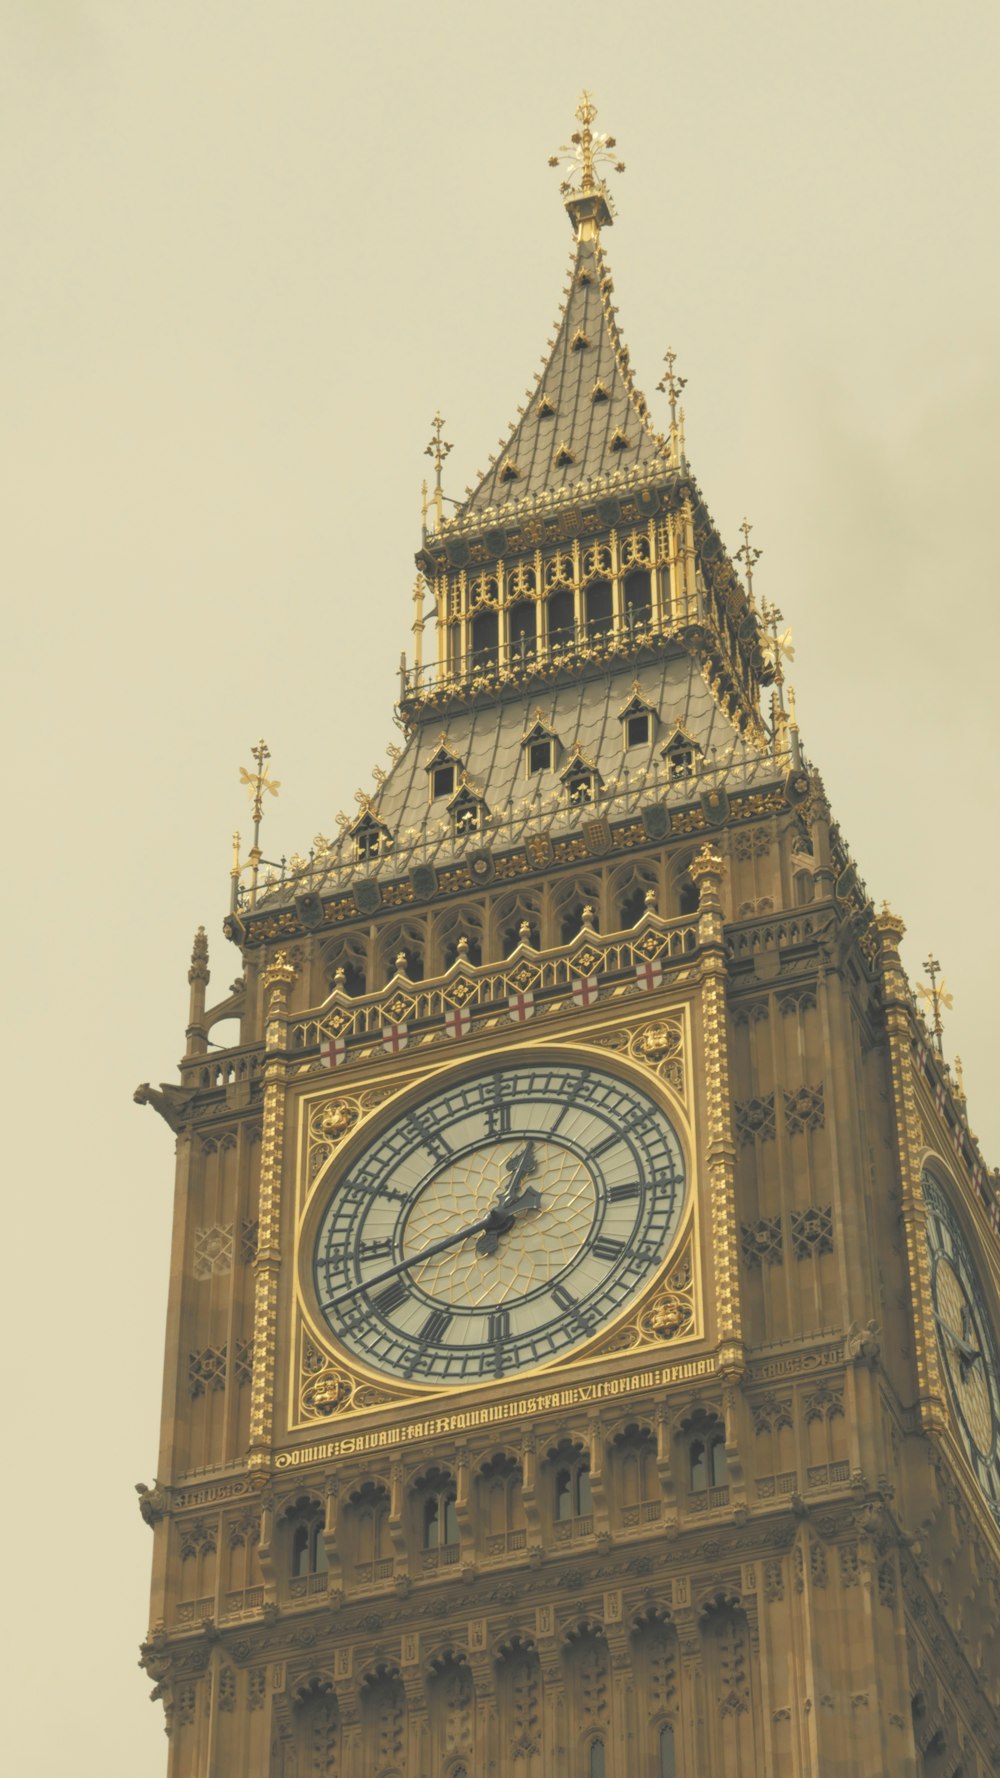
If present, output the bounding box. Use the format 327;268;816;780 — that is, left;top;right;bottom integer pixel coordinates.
477;1142;541;1256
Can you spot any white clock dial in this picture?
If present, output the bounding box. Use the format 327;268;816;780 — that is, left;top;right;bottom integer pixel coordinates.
312;1060;686;1386
923;1170;1000;1519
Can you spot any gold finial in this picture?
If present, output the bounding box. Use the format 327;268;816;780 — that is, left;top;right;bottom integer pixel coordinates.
735;518;763;606
424;412;452;529
954;1055;966;1101
917;954;954;1058
759;588;795;722
548;93;624;236
657;348;687;424
238;739;280;909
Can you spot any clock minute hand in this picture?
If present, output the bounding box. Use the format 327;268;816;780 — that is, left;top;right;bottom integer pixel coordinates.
934;1312;982;1368
321;1211;498;1314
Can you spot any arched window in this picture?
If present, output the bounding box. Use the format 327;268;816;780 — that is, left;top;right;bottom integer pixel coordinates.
548;585;575;648
794;868;815;906
659;1723;676;1778
623;568;652;633
552;1442;592;1529
688;1422;727;1498
292;1521;311;1577
323;934;368;998
554;879;601;945
471;608;499;668
287;1500;327;1579
478;1453;526;1556
346;1481;393;1586
509;600;537;659
584;578;613;639
678;878;699;917
417;1470;459;1566
589;1739;606;1778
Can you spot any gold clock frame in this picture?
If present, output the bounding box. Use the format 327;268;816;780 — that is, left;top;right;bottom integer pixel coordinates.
286;1008;701;1430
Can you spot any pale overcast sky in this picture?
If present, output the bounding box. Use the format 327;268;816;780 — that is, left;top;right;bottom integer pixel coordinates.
2;4;998;1771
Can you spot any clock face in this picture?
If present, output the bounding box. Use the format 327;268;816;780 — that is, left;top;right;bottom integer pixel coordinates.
311;1060;686;1386
922;1171;1000;1517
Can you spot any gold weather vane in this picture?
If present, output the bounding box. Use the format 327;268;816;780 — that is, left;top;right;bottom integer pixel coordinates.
917;955;953;1058
548;94;624;231
235;739;280;909
424;412;453;529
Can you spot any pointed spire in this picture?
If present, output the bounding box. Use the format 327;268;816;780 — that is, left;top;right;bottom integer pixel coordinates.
455;101;662;517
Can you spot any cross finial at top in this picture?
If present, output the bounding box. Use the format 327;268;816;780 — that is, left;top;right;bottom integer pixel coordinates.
548;94;624;235
424;411;453;486
657;348;687;422
917;953;954;1058
735;517;764;604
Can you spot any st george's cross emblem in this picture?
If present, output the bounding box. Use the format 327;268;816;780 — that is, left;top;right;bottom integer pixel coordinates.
572;974;599;1009
444;1004;471;1039
508;988;535;1023
382;1021;408;1055
635;955;663;993
321;1034;346;1068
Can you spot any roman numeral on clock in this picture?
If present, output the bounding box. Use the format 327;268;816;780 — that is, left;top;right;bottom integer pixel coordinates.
373;1280;409;1315
593;1236;625;1261
419;1307;454;1345
488;1309;510;1343
551;1285;577;1312
608;1183;640;1202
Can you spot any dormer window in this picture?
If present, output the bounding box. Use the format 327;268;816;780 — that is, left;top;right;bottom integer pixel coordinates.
619;689;657;751
522;715;558;778
351;811;392;861
449;783;488;837
561;749;602;808
426;743;463;801
661;726;703;780
499;459;520;483
591;380;610;403
609;428;631;451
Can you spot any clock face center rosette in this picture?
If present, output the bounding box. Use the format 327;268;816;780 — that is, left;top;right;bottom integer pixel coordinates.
402;1137;595;1309
307;1055;689;1388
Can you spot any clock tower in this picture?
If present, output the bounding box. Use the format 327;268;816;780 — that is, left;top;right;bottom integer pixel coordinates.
138;98;1000;1777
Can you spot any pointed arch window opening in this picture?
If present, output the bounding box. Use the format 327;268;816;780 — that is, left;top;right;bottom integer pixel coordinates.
659;1723;676;1778
584;578;613;640
508;598;538;665
470;607;499;672
589;1739;606;1778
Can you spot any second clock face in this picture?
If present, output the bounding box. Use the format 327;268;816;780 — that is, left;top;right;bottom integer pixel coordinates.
312;1060;686;1386
923;1170;1000;1518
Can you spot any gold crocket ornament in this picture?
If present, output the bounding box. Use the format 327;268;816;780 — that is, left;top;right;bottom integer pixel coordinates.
137;98;1000;1778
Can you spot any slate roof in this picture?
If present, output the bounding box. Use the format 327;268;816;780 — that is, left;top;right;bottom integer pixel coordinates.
460;231;671;515
253;656;783;912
